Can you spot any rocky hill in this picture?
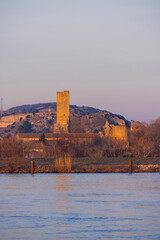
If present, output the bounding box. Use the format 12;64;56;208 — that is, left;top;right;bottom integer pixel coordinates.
0;103;130;137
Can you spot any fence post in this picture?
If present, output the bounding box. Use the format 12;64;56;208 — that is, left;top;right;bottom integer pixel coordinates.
129;160;132;174
31;160;34;174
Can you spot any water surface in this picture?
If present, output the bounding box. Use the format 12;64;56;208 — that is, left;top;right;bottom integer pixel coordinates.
0;173;160;239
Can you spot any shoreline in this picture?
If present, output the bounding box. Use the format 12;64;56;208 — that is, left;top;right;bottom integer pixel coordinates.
0;166;159;174
0;157;159;174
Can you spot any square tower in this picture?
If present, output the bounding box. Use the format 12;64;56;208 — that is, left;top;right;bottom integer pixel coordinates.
54;91;70;133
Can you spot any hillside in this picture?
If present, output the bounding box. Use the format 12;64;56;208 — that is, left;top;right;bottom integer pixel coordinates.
0;103;130;137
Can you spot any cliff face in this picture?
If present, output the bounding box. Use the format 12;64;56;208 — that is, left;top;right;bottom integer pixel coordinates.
0;114;28;128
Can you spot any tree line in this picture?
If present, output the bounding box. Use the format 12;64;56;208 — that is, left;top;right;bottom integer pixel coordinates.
0;118;159;159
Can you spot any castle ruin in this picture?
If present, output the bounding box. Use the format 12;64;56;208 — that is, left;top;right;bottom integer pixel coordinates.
54;90;70;133
101;121;129;141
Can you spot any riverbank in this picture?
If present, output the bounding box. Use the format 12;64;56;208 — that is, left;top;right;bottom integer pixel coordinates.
0;157;159;173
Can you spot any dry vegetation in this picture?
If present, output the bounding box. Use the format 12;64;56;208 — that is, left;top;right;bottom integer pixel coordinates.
0;118;159;173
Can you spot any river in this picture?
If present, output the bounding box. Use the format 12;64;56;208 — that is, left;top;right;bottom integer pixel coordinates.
0;173;160;239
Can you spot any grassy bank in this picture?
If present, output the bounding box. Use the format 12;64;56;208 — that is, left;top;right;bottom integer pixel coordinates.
0;157;159;173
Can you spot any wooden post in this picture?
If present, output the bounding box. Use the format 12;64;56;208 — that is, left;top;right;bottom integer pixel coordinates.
31;160;34;174
159;161;160;174
129;160;132;174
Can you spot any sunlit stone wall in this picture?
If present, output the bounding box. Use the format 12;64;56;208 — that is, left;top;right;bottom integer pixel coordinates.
54;91;70;133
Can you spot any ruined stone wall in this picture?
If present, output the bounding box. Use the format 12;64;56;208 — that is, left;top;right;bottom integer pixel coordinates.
54;91;70;133
101;121;129;141
111;125;128;141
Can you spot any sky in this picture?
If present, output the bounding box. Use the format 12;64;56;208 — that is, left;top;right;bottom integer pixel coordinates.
0;0;160;122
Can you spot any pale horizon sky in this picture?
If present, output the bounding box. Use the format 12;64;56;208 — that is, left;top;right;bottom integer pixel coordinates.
0;0;160;122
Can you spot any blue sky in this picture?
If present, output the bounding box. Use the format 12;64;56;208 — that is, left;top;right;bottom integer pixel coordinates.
0;0;160;122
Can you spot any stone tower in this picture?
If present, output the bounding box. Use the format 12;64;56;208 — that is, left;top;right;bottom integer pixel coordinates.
54;90;70;133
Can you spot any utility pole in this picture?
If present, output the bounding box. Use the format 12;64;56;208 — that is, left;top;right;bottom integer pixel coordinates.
1;97;3;118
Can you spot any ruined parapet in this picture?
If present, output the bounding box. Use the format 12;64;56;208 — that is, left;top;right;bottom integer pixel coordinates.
54;91;70;133
101;120;129;141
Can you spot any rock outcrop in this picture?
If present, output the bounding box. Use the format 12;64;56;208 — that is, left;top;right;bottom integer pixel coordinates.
0;114;29;128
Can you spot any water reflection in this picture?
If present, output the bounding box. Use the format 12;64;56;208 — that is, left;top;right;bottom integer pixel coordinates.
55;174;71;212
55;174;70;193
55;174;71;232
